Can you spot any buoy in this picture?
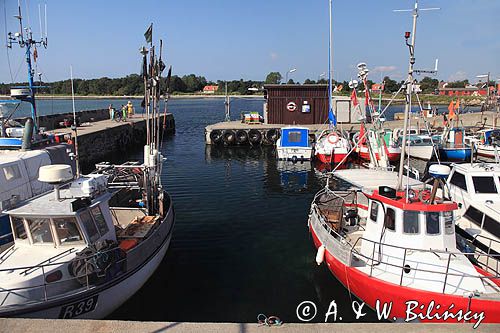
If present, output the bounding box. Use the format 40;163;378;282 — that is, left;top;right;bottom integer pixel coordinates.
210;130;223;144
235;129;248;144
248;129;262;145
316;245;325;265
222;130;236;145
327;133;339;144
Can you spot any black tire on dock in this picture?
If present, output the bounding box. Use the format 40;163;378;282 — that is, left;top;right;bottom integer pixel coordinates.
266;128;280;143
248;129;262;145
210;129;223;144
223;130;236;145
235;129;249;144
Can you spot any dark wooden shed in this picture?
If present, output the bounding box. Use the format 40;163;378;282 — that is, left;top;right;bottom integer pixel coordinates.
263;84;363;125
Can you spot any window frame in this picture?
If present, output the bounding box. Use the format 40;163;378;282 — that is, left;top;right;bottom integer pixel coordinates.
52;216;86;246
471;176;497;194
449;171;467;191
25;217;56;245
384;207;396;232
79;209;100;243
425;211;441;235
370;201;379;223
402;210;420;235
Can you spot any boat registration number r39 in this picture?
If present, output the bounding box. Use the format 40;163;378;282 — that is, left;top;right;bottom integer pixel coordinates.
59;295;99;319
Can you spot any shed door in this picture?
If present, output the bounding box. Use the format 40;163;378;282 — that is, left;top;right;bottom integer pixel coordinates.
335;101;350;123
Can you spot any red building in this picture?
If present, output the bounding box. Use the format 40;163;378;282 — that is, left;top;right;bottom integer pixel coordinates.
370;83;384;93
202;85;219;94
438;87;487;96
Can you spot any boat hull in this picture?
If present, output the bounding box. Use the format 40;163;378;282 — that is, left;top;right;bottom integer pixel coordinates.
315;152;348;164
0;200;175;319
358;146;401;162
404;145;434;160
309;222;500;324
277;147;313;161
477;145;497;159
439;147;472;162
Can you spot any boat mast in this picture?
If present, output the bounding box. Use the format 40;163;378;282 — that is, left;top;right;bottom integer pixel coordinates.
328;0;334;129
7;1;48;136
396;1;419;191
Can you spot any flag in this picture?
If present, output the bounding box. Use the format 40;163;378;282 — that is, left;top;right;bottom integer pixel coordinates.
364;88;370;106
350;89;359;107
455;100;460;112
165;65;172;93
448;100;456;119
144;23;153;43
33;46;38;62
328;107;337;126
337;84;343;92
359;123;366;144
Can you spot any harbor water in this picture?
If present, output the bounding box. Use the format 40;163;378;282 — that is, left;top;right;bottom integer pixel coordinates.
17;98;452;322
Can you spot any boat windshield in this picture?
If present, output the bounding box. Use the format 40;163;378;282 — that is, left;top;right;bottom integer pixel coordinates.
472;176;497;194
26;218;53;244
53;217;85;245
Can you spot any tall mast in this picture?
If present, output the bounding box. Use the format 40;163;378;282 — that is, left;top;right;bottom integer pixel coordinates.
395;0;439;190
7;1;48;137
328;0;333;129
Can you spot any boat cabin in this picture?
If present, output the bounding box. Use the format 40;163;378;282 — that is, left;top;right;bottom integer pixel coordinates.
479;129;500;146
278;127;310;148
361;186;458;253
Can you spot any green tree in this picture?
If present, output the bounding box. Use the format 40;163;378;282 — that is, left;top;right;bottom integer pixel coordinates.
383;76;399;93
419;76;439;94
265;72;282;84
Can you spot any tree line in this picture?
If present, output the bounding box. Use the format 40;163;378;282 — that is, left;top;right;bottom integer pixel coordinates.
0;71;485;96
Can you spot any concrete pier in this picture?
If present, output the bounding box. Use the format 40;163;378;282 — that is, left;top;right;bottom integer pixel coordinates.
205;111;499;145
0;319;498;333
38;111;175;171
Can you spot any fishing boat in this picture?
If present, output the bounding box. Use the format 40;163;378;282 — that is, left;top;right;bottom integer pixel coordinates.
276;127;313;162
313;0;351;165
475;129;500;159
0;3;74;244
398;134;439;160
0;26;175;319
444;162;500;254
356;127;401;162
308;1;500;325
438;127;472;162
314;129;351;164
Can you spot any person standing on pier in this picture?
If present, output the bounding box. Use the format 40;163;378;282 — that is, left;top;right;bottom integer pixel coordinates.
127;100;135;117
108;104;115;120
121;104;128;121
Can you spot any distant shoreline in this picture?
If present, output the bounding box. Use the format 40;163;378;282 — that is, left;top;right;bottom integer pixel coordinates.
0;94;264;100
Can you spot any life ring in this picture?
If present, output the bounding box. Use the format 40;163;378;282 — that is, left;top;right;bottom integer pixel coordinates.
419;190;431;203
327;133;339;144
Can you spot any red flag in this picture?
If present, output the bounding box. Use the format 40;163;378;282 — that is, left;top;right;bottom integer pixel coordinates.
364;88;370;106
448;100;456;119
33;47;38;62
359;123;366;144
350;89;359;107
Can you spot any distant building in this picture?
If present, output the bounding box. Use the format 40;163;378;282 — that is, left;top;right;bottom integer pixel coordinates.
438;86;487;96
370;83;384;94
203;85;219;94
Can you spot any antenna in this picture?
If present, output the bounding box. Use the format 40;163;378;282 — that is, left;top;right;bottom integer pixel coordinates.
70;66;80;178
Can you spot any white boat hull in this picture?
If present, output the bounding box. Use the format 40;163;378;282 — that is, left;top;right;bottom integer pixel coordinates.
404;145;434;160
276;147;312;161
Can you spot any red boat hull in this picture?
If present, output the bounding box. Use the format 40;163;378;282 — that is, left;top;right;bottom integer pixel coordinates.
358;148;400;162
310;226;500;324
316;153;348;164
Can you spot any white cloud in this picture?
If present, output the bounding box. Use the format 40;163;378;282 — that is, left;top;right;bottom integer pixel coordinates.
373;66;397;73
270;52;278;61
448;70;468;82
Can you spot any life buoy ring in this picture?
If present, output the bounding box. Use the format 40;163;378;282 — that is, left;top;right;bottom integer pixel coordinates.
327;133;339;144
419;190;431;203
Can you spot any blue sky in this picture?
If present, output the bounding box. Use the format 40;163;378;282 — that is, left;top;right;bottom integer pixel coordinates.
1;0;499;84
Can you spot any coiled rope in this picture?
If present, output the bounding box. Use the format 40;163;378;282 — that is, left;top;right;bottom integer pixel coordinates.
257;313;283;327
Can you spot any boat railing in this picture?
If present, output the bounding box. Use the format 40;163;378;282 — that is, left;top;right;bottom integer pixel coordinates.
0;245;127;308
349;236;500;294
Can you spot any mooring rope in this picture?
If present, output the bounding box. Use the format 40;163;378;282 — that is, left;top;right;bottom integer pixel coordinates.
257;313;283;327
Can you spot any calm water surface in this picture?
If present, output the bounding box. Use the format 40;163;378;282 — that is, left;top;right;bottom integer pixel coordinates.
24;98;457;322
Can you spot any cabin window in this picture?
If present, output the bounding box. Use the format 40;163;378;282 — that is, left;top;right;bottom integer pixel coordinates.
464;206;484;227
91;205;109;235
483;215;500;239
472;176;497;194
370;202;379;222
450;172;467;191
403;211;419;234
80;210;100;243
3;165;22;181
53;217;84;245
26;218;54;244
426;212;440;235
384;208;396;231
443;211;454;235
288;131;302;143
11;216;27;240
